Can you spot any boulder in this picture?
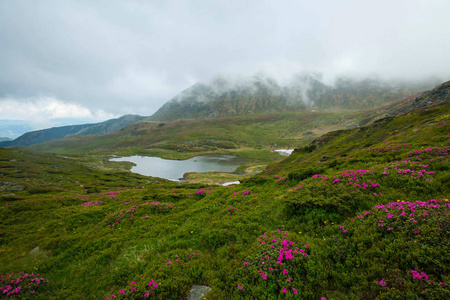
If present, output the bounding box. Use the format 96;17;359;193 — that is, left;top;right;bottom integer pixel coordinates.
187;285;211;300
29;246;40;255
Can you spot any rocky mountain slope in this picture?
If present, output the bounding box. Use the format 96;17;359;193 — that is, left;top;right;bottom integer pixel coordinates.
354;80;450;126
148;74;433;121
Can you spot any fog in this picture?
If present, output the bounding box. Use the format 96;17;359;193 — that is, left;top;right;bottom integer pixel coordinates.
1;0;449;135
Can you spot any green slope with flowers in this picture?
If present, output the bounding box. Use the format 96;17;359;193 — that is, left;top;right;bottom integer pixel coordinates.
0;91;449;299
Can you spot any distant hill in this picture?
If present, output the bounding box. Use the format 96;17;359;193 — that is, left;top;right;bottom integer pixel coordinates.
148;74;434;121
0;137;12;142
0;114;146;147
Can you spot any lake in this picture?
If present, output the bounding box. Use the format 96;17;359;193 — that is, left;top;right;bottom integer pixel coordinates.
110;154;251;181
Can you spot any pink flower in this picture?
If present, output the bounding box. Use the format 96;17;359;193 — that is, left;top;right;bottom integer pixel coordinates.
292;288;297;294
243;262;248;265
287;277;291;282
120;289;125;294
144;292;150;297
262;274;267;280
282;288;288;293
282;269;288;275
238;285;243;290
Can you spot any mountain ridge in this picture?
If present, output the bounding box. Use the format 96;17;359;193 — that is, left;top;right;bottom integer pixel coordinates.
26;80;450;161
148;75;435;121
0;114;147;147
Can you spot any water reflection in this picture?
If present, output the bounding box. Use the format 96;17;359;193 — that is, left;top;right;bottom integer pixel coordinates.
110;154;250;181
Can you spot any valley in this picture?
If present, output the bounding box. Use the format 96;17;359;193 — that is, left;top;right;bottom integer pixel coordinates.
0;81;449;299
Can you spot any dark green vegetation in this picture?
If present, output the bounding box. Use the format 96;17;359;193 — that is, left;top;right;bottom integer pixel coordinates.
0;115;146;147
1;94;449;299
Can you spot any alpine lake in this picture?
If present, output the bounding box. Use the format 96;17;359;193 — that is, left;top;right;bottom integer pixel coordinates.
110;150;293;183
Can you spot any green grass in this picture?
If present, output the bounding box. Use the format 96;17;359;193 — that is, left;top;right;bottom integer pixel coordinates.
0;101;449;299
28;111;356;156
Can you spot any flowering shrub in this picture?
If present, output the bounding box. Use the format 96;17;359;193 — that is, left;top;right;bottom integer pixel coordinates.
326;199;450;298
146;201;173;213
224;206;238;215
81;201;103;206
236;229;310;297
0;272;49;299
104;201;173;227
232;190;254;198
106;279;159;299
188;189;213;198
165;251;199;265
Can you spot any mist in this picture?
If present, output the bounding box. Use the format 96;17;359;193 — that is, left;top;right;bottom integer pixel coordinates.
1;0;449;129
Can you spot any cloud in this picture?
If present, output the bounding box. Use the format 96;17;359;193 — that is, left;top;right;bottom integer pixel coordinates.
0;96;117;129
0;0;449;122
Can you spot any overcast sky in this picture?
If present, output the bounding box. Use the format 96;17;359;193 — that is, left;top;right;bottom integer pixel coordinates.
1;0;450;136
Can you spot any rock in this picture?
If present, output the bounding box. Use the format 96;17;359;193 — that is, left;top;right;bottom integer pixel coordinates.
0;181;25;193
187;285;212;300
29;246;40;255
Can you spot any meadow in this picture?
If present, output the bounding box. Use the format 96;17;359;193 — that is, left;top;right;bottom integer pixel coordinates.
0;100;449;299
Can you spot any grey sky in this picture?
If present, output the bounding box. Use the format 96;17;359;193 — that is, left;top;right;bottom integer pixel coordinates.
1;0;449;130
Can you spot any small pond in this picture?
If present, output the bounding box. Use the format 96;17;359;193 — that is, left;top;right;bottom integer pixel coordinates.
110;154;251;181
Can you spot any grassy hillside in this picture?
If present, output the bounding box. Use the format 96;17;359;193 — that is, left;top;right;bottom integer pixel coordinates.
0;99;448;299
29;111;357;154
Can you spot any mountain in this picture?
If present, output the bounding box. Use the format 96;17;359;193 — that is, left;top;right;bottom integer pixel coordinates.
148;74;434;121
0;114;147;147
0;137;12;142
353;80;450;126
27;80;449;160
